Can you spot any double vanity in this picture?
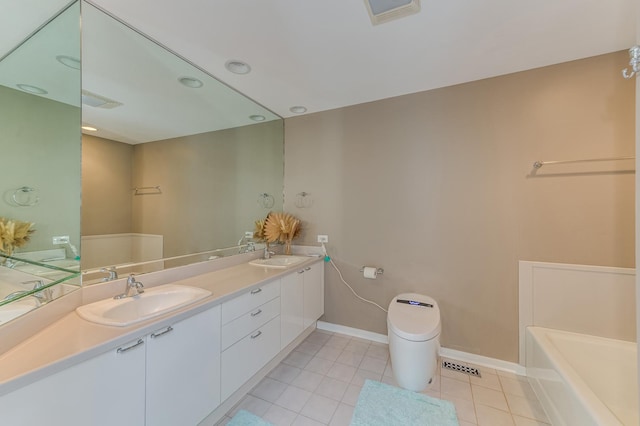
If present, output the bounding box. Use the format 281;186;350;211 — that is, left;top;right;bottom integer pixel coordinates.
0;253;324;425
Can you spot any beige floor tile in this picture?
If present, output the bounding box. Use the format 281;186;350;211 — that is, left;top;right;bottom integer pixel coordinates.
269;363;302;384
275;385;312;412
472;384;509;411
292;414;325;426
343;340;370;355
326;362;357;382
350;368;382;387
512;414;551;426
300;394;339;423
475;404;514;426
496;370;528;382
341;384;362;406
441;376;473;401
251;377;289;403
447;396;477;424
263;404;298;426
505;393;549;423
283;351;313;369
329;403;355;426
315;377;349;401
470;371;502;391
304;331;332;346
383;361;393;377
304;356;334;375
295;341;323;356
229;395;273;418
315;345;343;362
380;375;399;387
335;350;364;367
325;335;350;349
500;376;537;400
291;370;325;393
365;344;389;360
358;355;387;374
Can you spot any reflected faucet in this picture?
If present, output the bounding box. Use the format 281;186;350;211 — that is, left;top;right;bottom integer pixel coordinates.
264;247;275;259
3;280;50;304
114;274;144;299
100;266;118;282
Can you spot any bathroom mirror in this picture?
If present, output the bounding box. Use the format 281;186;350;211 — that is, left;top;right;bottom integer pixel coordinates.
0;0;82;316
80;2;284;282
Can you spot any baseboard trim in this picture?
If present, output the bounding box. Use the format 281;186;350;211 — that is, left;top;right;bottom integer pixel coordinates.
317;321;525;376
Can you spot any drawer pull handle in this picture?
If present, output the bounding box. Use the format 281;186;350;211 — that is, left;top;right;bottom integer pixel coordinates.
250;288;262;295
150;326;174;339
305;267;311;271
117;339;144;354
251;331;263;339
251;309;263;317
298;270;305;274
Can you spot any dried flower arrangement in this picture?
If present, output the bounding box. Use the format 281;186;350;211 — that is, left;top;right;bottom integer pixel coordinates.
254;212;301;255
0;217;35;258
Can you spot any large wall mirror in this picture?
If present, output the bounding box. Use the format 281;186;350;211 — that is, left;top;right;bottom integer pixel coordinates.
0;0;283;324
0;1;82;319
80;3;284;283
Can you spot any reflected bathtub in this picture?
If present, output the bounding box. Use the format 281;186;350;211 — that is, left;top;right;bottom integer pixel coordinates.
526;326;638;425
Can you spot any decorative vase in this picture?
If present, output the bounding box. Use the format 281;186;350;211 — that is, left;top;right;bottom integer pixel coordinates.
284;241;292;255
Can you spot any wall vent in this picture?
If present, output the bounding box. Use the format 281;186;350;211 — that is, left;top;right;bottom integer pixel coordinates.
442;360;481;377
364;0;420;25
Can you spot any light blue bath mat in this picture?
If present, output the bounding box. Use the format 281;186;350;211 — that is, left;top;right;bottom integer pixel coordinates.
227;410;273;426
351;380;459;426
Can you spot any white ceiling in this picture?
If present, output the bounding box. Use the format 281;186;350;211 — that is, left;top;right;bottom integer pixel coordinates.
89;0;636;118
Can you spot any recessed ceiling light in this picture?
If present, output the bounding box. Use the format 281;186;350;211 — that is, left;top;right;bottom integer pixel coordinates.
225;60;251;75
81;89;123;109
250;115;266;122
81;126;98;132
16;84;47;95
56;55;81;70
178;76;203;88
364;0;420;25
289;106;307;114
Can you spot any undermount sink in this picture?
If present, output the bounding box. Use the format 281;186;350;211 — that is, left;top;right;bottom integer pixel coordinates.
76;284;211;327
249;255;308;269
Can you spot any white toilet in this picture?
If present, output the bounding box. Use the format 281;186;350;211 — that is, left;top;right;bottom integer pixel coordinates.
387;293;441;392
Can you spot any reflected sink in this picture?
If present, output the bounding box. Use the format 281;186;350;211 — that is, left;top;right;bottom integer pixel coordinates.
249;255;308;269
76;284;211;326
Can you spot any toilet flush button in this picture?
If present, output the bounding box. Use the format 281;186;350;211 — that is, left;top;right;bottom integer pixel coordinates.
396;299;433;308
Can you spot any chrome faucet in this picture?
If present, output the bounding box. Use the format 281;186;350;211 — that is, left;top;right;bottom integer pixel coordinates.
114;274;144;299
3;280;50;304
264;247;276;259
100;266;118;282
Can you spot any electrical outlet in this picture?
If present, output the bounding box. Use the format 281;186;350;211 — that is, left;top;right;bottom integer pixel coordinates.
317;235;329;243
244;231;254;238
52;235;70;245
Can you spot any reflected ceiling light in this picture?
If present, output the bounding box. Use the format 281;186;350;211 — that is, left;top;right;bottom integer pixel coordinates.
178;76;203;88
289;106;307;114
81;126;98;132
250;115;266;122
364;0;420;25
16;84;47;95
56;55;81;70
81;89;123;109
225;60;251;75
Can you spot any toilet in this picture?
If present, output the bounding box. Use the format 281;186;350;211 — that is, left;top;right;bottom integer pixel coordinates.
387;293;441;392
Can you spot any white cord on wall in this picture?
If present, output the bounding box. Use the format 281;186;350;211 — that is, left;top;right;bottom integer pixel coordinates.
323;243;388;314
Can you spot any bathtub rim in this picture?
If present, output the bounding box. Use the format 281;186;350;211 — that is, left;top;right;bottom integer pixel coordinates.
525;326;633;426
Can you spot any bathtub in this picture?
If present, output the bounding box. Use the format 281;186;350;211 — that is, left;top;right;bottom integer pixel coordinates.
526;326;638;425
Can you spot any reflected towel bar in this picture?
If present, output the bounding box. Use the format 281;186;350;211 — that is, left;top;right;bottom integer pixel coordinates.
533;157;635;169
132;186;162;195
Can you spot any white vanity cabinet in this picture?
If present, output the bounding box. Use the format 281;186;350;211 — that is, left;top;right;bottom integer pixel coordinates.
280;260;325;349
220;279;281;401
146;305;221;426
0;336;146;426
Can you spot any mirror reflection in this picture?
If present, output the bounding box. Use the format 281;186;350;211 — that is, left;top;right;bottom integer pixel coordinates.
80;2;284;283
0;1;81;320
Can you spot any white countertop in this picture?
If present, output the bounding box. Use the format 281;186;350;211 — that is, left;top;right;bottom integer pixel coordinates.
0;256;323;396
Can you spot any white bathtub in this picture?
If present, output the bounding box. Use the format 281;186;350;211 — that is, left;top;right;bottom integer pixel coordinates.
526;326;638;425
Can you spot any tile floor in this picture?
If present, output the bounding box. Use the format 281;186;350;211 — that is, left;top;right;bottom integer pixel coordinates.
218;329;551;426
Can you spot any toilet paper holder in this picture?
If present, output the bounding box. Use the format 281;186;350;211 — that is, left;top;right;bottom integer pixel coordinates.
360;267;384;275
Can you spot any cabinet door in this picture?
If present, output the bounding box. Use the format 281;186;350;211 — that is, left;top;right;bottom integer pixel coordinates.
0;338;146;426
221;315;281;402
303;262;325;328
281;272;304;349
146;306;221;426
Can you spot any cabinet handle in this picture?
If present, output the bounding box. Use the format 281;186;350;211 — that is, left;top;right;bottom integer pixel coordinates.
251;309;263;317
250;288;262;295
305;267;311;271
150;326;174;339
297;270;305;274
117;339;144;354
250;330;262;339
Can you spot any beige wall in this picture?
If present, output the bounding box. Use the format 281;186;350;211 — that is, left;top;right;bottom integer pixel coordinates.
81;135;133;235
1;86;81;252
283;51;635;362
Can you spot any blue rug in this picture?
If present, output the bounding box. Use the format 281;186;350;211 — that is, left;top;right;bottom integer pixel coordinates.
351;380;459;426
227;410;273;426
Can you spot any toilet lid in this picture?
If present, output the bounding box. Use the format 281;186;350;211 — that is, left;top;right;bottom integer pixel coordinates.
387;293;441;342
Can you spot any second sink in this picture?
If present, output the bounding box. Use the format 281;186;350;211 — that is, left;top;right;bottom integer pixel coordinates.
249;255;308;269
76;284;211;327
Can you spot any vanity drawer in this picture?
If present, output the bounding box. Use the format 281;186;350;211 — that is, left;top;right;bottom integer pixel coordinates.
221;297;280;350
221;315;281;401
221;279;279;324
